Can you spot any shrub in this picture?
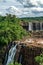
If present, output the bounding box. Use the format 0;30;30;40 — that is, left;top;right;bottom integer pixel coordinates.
9;62;21;65
35;53;43;65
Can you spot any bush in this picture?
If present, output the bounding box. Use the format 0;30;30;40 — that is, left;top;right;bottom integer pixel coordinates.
9;62;21;65
35;53;43;65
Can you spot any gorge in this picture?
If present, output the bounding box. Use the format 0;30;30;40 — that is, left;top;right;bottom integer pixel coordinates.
2;41;43;65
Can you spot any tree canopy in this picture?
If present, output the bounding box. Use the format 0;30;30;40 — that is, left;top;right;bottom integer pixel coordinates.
0;14;28;46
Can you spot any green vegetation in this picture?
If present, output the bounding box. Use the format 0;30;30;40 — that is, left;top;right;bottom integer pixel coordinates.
0;14;28;46
35;53;43;65
21;17;43;22
9;62;21;65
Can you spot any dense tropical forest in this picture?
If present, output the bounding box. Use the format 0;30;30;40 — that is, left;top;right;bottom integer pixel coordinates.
0;14;28;46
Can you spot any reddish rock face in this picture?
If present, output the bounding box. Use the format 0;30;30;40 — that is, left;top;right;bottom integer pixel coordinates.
19;46;43;65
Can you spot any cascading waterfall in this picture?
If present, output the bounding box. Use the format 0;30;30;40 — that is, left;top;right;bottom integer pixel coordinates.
5;44;17;65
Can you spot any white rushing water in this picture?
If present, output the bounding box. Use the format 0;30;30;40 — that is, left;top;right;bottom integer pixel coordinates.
5;44;17;65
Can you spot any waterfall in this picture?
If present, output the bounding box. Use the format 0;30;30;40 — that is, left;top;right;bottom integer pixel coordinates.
5;44;17;65
19;55;22;64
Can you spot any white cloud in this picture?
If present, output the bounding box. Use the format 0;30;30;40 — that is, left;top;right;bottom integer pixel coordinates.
0;12;2;14
32;7;43;11
0;0;43;17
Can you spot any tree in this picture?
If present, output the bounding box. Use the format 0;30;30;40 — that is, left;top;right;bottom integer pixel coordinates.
35;53;43;65
0;15;28;46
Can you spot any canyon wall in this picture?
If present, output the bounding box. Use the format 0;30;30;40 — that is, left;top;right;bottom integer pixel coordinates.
0;43;43;65
16;44;43;65
21;46;43;65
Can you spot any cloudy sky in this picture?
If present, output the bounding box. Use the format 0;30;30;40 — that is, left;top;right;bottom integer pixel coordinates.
0;0;43;17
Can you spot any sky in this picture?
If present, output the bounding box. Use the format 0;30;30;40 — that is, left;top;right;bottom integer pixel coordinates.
0;0;43;18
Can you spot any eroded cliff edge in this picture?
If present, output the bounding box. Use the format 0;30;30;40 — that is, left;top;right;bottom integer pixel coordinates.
0;40;43;65
15;40;43;65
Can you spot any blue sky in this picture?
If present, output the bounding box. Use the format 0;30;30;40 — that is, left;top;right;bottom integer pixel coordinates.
0;0;43;17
